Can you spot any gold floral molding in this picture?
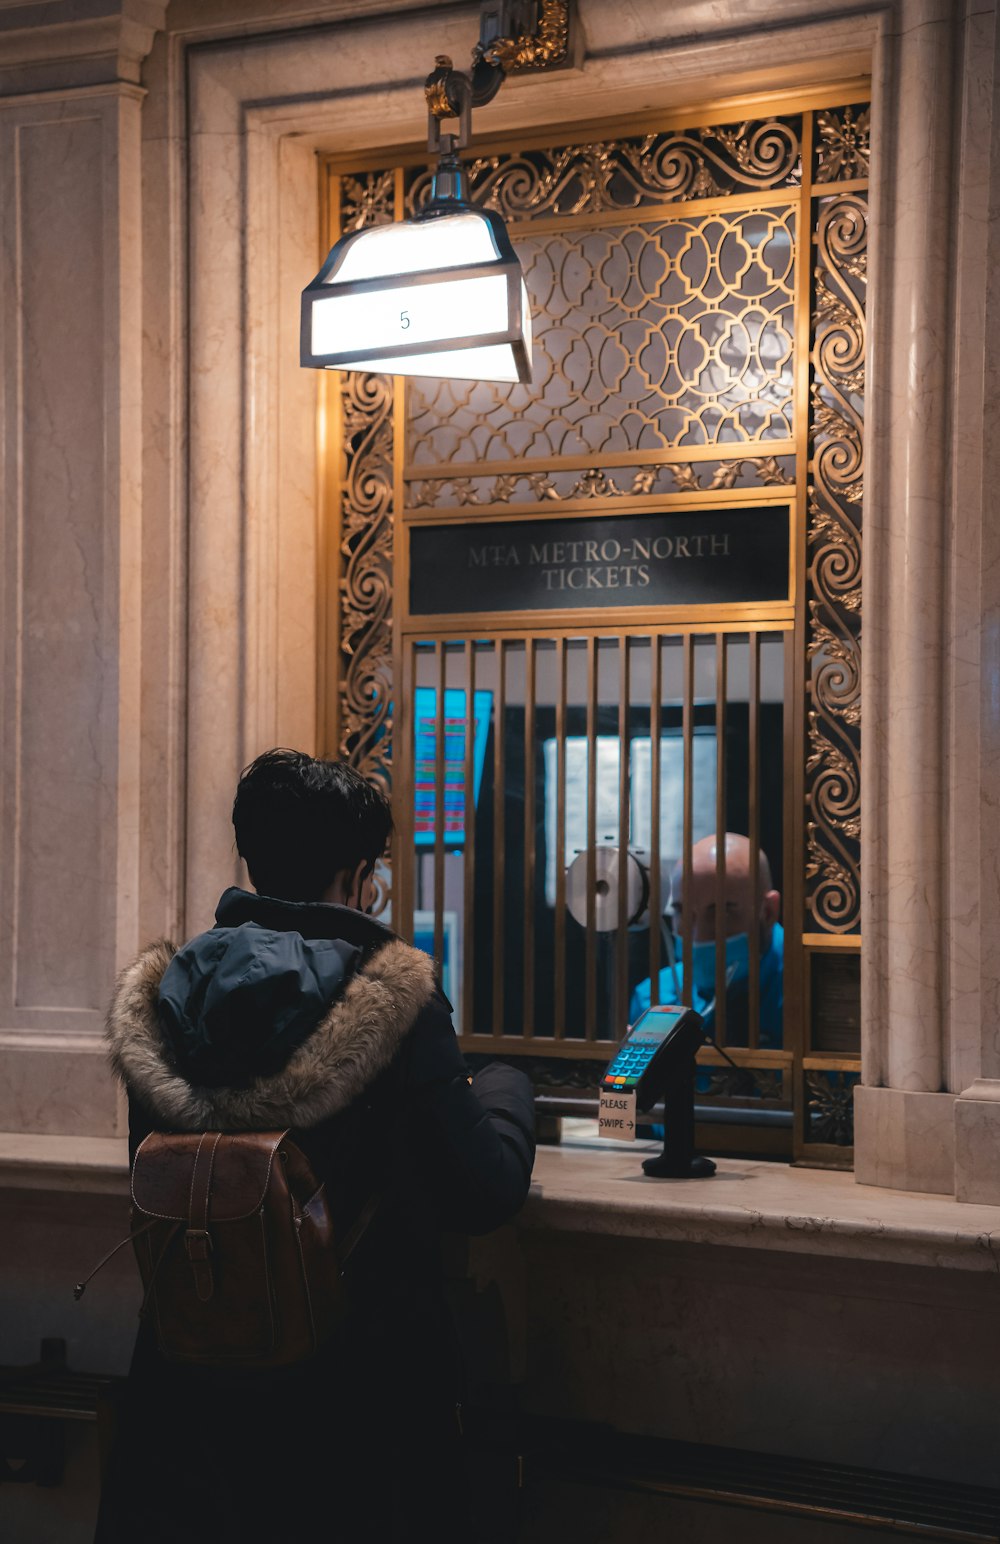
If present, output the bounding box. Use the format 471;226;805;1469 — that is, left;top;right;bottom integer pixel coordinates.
408;457;794;511
814;105;870;183
480;0;571;73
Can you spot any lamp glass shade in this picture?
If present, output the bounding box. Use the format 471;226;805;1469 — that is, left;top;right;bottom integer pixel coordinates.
300;205;532;384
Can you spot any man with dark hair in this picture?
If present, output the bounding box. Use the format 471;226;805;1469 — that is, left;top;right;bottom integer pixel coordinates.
231;748;393;906
97;749;535;1544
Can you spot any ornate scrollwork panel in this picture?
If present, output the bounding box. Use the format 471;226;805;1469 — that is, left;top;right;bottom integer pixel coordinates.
409;207;797;469
805;192;866;933
339;373;394;793
406;116;802;220
704;1067;786;1103
330;170;396;917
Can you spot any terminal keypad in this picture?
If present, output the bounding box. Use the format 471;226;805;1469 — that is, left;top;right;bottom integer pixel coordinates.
603;1041;658;1088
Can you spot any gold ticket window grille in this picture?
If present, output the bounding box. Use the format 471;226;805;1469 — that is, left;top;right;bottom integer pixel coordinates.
319;88;868;1166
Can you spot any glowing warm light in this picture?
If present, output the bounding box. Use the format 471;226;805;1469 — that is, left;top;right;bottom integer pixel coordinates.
301;206;532;384
333;212;499;279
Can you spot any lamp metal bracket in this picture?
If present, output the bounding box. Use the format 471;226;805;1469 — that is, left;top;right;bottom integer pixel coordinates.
425;0;574;148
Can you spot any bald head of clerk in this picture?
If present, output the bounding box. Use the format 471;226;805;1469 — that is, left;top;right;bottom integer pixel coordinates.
630;832;784;1049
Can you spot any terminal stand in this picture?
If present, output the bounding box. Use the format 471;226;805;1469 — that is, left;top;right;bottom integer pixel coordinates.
641;1054;717;1180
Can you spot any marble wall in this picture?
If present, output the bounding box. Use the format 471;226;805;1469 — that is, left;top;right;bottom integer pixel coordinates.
0;77;147;1139
0;1;996;1176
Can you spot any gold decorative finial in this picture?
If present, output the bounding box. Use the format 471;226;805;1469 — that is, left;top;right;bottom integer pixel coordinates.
425;55;457;120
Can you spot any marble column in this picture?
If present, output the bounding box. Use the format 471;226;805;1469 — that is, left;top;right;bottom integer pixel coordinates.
951;0;1000;1204
0;2;165;1137
856;0;1000;1196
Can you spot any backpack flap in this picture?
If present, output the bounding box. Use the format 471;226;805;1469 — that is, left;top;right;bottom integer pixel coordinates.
131;1130;288;1222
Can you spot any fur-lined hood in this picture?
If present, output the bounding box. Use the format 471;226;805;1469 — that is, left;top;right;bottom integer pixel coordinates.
105;935;436;1131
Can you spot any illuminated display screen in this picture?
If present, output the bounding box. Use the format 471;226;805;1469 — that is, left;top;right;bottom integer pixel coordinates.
630;1008;684;1044
413;687;492;850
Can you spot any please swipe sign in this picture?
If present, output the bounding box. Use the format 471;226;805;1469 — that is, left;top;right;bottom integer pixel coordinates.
598;1087;637;1142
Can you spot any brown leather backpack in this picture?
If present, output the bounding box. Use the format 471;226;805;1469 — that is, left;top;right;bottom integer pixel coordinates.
77;1129;376;1369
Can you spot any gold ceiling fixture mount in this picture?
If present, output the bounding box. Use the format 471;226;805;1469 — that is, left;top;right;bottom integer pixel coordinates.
479;0;572;74
424;1;575;132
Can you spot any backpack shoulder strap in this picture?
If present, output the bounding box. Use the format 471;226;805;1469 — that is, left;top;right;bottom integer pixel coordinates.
184;1131;223;1303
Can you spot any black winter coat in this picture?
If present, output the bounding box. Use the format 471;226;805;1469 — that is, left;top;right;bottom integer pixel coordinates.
94;889;536;1544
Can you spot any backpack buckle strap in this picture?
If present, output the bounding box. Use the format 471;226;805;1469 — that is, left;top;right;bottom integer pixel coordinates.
184;1227;214;1301
186;1133;222;1303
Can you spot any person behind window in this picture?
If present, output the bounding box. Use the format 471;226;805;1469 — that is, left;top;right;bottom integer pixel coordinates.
630;831;783;1048
96;749;535;1544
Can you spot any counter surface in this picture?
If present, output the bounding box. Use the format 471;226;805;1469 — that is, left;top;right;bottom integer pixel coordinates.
522;1132;1000;1272
3;1128;1000;1274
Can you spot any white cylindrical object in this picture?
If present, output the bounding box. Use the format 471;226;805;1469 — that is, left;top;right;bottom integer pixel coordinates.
566;848;645;932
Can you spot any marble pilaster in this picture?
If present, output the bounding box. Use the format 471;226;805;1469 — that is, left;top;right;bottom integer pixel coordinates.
0;22;160;1134
857;0;1000;1197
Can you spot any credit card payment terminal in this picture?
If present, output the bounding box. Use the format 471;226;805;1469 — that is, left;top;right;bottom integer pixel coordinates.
602;1005;706;1111
602;1005;716;1180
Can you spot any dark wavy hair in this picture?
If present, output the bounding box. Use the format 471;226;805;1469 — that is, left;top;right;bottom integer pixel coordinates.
232;749;392;902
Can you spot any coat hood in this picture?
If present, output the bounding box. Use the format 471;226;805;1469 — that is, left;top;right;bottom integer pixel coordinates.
157;922;362;1088
105;932;436;1132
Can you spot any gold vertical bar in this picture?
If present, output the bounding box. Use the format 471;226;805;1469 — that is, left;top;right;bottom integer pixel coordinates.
390;163;408;941
792;109;815;1158
785;624;805;1150
585;636;598;1041
714;632;728;1046
396;638;416;945
523;638;537;1037
433;641;446;973
492;641;506;1037
616;636;631;1036
649;635;662;1009
554;637;568;1038
748;631;762;1050
682;634;694;1004
317;164;342;759
463;639;477;1037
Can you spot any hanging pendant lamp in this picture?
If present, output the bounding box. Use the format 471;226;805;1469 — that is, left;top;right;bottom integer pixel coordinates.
300;127;532;384
300;2;575;385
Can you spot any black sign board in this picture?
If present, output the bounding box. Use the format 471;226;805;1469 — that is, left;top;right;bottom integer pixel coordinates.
408;505;790;616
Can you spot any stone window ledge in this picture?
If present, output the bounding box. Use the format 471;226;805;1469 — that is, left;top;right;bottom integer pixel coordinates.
521;1136;1000;1274
0;1132;129;1196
